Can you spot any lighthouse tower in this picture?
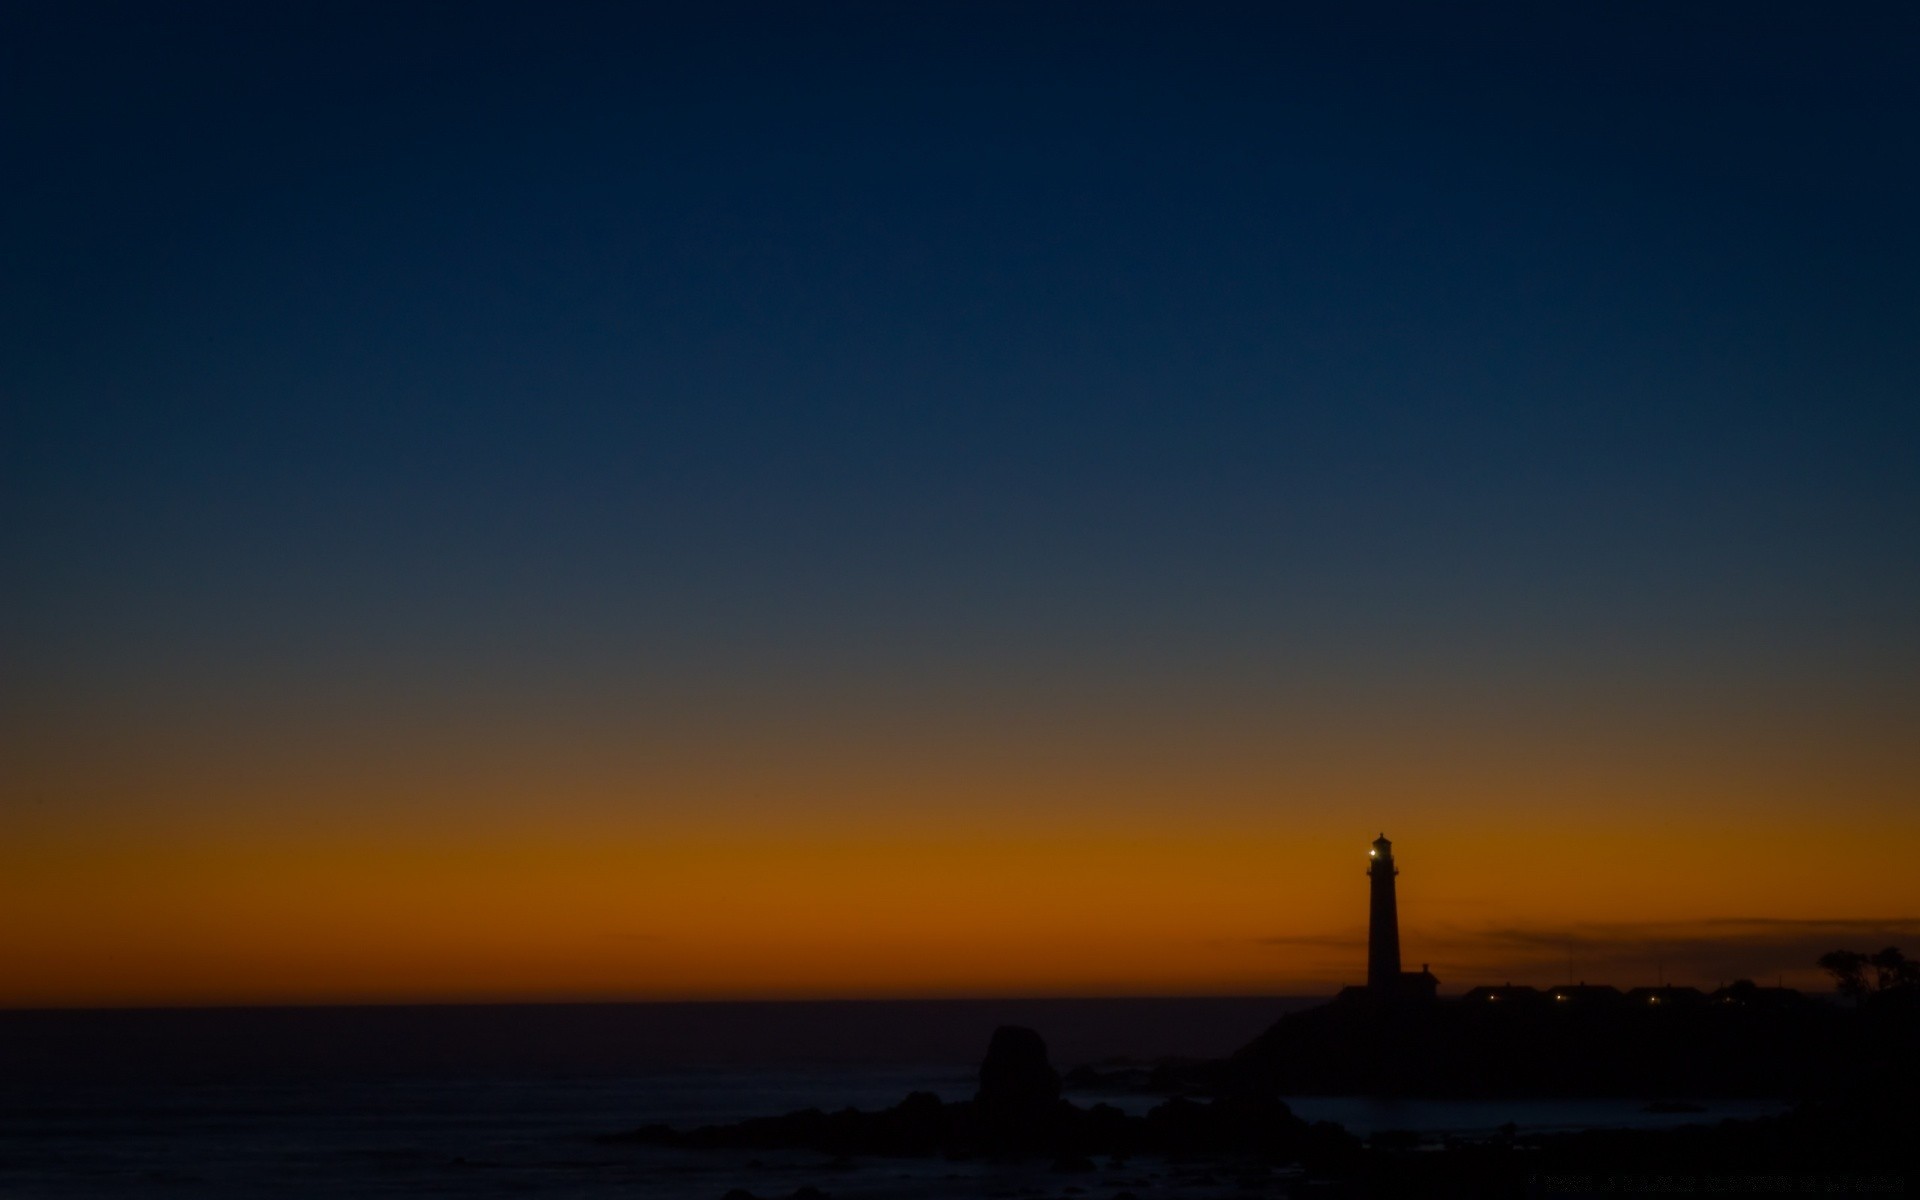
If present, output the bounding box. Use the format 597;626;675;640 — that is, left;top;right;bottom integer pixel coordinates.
1367;833;1402;995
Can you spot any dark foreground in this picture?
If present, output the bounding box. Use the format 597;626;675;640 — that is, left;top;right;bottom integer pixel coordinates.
619;1004;1920;1198
620;1070;1915;1198
2;996;1912;1196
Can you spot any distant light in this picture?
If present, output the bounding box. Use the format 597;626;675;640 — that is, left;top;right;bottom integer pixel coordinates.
1555;994;1566;1001
1369;850;1377;857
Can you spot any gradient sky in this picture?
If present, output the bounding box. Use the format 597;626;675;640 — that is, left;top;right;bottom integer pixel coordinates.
5;2;1918;1007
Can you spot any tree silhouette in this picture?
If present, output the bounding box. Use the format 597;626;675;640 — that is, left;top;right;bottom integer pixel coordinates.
1819;946;1918;1001
1819;950;1871;1001
1868;947;1920;992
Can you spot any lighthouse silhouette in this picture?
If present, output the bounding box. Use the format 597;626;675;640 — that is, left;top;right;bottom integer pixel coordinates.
1364;833;1438;1002
1367;833;1401;992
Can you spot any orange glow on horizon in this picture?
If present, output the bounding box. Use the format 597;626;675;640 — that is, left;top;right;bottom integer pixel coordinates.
10;649;1916;1008
5;807;1915;1008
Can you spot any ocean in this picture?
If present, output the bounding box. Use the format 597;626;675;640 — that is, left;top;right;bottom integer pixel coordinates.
0;998;1786;1198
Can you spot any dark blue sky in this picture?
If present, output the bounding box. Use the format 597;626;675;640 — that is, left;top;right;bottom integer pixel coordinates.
5;2;1917;829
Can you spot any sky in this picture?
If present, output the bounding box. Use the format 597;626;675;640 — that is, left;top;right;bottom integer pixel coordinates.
4;1;1918;1007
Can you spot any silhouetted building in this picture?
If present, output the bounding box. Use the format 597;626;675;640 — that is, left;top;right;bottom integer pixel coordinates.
1709;981;1807;1010
1625;985;1706;1009
1547;983;1624;1008
1363;834;1439;1002
1397;963;1439;1001
1463;984;1546;1006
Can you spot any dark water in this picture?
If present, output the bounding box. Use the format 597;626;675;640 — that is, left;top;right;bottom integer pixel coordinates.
0;999;1784;1198
0;997;1311;1084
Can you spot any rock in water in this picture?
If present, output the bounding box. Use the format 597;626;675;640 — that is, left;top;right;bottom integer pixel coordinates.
975;1025;1061;1126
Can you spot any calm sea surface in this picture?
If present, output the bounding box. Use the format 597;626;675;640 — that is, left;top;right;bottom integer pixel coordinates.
0;999;1786;1199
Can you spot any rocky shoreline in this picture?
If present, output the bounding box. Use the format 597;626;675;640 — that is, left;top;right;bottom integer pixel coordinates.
605;1012;1918;1197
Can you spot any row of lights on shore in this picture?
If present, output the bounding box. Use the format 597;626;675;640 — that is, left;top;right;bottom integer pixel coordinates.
1481;992;1666;1003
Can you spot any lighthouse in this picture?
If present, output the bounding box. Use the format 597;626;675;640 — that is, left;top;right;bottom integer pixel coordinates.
1356;833;1439;1004
1367;833;1401;994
